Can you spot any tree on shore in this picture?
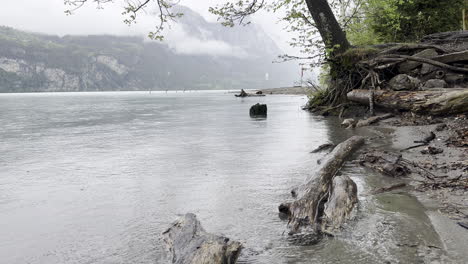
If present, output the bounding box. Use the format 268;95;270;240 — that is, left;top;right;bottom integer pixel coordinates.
64;1;466;109
65;0;357;106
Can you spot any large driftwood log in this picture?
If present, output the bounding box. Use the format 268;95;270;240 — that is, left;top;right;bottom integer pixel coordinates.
432;50;468;64
347;89;468;115
279;136;365;237
162;213;242;264
384;54;468;74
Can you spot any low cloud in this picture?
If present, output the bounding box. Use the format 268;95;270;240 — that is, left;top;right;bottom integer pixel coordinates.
0;0;250;58
164;24;248;58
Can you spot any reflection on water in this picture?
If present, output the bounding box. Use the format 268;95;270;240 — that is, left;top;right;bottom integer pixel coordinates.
0;91;446;263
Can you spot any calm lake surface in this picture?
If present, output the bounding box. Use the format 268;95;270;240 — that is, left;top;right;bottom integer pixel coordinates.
0;91;448;263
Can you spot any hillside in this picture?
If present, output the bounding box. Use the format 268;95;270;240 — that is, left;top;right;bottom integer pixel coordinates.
0;8;297;92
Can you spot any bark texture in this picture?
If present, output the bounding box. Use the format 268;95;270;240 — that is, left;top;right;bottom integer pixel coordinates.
279;136;365;236
305;0;350;54
347;89;468;115
321;175;358;233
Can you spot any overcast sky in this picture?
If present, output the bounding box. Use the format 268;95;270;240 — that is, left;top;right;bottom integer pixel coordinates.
0;0;298;55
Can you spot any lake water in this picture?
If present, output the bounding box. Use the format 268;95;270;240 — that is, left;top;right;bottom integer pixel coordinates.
0;91;449;263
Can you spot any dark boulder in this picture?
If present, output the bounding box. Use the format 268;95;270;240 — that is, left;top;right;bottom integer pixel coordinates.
250;103;267;117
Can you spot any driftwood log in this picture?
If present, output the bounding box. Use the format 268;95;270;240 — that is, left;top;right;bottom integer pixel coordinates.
356;113;394;127
347;89;468;115
162;213;242;264
279;136;365;238
359;150;410;178
235;89;265;97
321;175;358;233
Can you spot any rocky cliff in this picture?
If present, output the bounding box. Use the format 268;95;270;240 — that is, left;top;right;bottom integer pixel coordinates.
0;8;297;92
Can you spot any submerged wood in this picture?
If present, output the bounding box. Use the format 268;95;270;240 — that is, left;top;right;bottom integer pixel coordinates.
279;136;365;236
347;89;468;115
356;113;394;127
162;213;242;264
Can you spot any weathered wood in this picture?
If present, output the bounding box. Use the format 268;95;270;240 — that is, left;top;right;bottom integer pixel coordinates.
162;213;242;264
356;113;394;127
432;50;468;64
321;175;358;234
235;89;266;97
359;150;410;178
347;89;468;115
279;136;365;236
384;55;468;74
421;31;468;43
378;44;450;55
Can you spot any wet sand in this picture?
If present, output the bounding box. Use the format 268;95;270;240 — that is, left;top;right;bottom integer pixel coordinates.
370;116;468;263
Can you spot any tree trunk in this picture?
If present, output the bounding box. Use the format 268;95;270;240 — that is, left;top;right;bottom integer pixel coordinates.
305;0;350;54
347;89;468;115
162;213;242;264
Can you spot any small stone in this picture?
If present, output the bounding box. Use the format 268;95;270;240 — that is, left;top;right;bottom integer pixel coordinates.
423;79;448;89
421;146;444;155
341;118;356;128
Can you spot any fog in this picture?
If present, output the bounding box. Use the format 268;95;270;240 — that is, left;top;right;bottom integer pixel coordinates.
0;0;298;56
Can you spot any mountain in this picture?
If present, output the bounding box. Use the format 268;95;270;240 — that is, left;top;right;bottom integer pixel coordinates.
0;7;298;92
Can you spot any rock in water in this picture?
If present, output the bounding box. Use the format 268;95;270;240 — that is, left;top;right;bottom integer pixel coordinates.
162;213;242;264
250;103;267;117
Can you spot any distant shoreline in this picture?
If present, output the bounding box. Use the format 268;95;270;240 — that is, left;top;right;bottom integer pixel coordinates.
0;88;312;95
252;86;313;95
